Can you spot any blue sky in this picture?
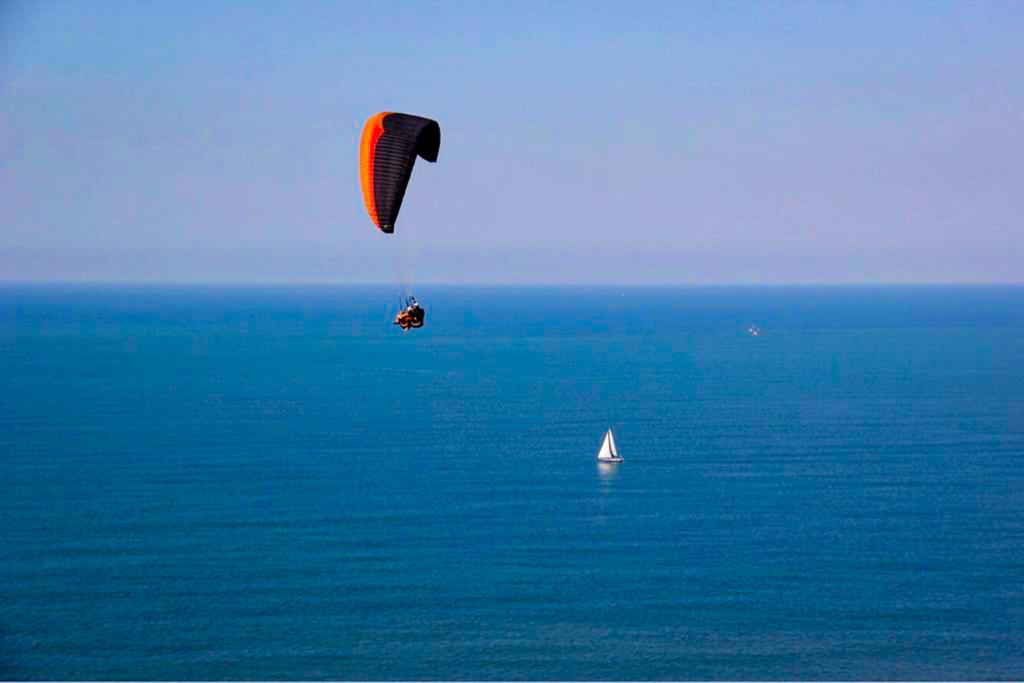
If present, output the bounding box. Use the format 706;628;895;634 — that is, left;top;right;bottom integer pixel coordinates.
2;1;1021;283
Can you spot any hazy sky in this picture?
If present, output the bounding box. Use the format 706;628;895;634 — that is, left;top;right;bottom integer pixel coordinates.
2;1;1022;284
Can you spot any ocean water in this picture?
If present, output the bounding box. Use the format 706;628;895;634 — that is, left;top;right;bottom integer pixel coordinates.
1;284;1022;680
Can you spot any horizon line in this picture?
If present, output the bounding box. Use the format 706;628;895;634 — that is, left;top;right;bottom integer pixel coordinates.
2;279;1023;288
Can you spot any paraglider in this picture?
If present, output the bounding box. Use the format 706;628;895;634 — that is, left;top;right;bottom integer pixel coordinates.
359;112;440;331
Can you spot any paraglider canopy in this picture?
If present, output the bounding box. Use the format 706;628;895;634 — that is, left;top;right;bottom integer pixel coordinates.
359;112;441;233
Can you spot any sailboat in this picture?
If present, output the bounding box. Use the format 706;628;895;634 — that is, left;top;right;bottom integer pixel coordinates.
596;429;623;463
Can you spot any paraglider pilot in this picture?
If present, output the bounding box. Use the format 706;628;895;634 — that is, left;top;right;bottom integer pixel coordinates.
394;296;425;331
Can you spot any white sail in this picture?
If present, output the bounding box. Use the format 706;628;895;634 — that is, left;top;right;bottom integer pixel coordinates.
597;429;621;461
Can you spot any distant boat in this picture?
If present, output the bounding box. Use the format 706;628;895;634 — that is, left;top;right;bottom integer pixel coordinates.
748;325;761;336
596;429;623;463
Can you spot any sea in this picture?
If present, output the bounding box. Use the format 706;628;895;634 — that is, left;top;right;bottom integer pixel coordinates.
1;284;1022;680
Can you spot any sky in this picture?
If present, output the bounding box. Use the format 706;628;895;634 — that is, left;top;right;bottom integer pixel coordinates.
1;1;1022;284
